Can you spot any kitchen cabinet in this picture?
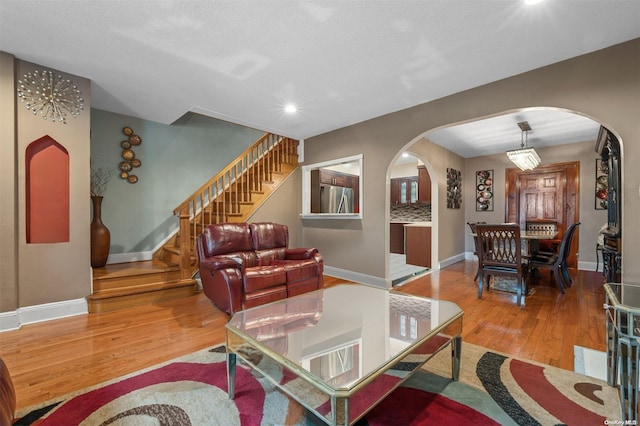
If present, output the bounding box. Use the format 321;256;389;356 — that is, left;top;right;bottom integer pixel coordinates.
319;169;351;187
391;176;418;205
418;166;431;203
390;222;408;254
405;224;431;268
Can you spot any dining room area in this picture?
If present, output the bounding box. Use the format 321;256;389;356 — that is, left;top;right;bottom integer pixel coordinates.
460;124;622;308
468;221;580;306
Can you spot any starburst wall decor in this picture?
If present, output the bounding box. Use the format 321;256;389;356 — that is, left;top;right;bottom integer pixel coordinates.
17;69;84;124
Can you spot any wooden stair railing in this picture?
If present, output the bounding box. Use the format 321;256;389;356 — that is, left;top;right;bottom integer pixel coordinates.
172;133;299;280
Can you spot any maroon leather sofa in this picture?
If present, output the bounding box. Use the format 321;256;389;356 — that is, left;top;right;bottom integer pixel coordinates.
196;222;324;315
0;357;15;426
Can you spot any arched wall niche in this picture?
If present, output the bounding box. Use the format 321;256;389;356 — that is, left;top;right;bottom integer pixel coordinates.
25;135;70;243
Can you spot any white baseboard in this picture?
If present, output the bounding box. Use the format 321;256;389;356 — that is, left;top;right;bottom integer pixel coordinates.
578;260;600;273
323;266;388;288
440;253;466;269
0;311;20;332
0;298;87;333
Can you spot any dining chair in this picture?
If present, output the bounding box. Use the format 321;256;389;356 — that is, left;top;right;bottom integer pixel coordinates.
467;221;486;281
476;223;528;306
525;220;561;254
528;222;581;292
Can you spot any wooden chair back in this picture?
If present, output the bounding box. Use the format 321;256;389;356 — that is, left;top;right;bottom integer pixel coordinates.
529;222;580;292
557;222;580;265
467;221;486;253
476;223;523;272
525;220;558;233
476;223;528;306
526;220;561;253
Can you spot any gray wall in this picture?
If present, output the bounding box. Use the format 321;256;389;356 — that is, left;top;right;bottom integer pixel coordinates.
90;109;264;255
248;168;303;248
302;39;640;286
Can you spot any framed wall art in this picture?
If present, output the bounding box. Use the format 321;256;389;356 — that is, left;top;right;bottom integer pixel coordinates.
476;170;494;211
446;167;462;209
595;158;608;210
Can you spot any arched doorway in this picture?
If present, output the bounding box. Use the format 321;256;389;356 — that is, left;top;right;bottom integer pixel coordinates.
387;152;436;286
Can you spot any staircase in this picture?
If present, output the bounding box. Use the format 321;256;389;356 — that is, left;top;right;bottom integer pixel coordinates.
87;134;299;313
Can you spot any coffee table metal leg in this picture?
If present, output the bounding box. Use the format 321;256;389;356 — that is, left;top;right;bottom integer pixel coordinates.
343;397;349;426
330;395;337;425
227;352;236;399
452;335;461;381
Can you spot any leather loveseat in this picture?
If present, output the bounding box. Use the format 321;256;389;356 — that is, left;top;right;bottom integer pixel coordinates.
196;222;324;315
0;357;15;426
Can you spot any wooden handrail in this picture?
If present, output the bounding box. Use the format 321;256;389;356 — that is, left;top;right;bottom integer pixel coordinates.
173;133;298;279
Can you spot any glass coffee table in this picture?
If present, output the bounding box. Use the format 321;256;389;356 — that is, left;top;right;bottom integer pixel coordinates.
604;282;640;421
226;284;463;425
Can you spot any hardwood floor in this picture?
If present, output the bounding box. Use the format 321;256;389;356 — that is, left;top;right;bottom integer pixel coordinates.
0;260;606;412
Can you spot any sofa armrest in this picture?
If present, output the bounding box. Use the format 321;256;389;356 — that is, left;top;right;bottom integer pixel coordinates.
199;256;243;272
200;266;244;315
285;247;319;261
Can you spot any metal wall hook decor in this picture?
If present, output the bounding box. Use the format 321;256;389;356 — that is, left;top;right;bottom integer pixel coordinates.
119;127;141;183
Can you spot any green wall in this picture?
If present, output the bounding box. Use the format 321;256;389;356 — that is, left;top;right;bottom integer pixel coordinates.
90;109;264;256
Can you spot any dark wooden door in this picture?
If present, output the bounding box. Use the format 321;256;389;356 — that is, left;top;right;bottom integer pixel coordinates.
506;162;579;268
518;172;565;228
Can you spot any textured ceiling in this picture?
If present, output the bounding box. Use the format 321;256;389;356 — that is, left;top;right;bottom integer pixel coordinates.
1;1;638;157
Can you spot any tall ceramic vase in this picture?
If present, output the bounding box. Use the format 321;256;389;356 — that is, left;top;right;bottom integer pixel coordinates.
91;195;110;268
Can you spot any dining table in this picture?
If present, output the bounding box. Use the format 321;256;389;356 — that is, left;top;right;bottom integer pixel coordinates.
470;228;560;291
519;230;560;257
470;229;559;257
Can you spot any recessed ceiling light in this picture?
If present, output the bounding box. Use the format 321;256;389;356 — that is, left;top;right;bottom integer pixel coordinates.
402;153;409;158
284;104;297;114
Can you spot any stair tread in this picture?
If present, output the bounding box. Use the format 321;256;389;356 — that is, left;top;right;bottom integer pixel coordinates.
92;260;179;280
88;279;197;299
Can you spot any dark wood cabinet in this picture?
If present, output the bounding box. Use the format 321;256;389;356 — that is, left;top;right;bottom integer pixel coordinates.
391;167;430;205
596;126;622;282
390;222;407;254
418;166;431;203
390;176;418;205
318;169;350;187
405;225;431;268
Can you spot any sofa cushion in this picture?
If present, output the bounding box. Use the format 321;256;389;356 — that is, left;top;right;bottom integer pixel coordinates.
250;222;288;251
287;277;322;297
201;222;253;257
243;266;287;293
273;259;319;283
243;286;287;309
256;248;286;265
0;357;15;426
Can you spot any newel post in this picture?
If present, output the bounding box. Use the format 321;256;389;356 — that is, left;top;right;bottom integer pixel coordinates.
178;206;192;281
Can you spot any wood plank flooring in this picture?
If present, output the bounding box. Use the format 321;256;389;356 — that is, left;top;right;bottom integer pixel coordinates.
0;260;606;412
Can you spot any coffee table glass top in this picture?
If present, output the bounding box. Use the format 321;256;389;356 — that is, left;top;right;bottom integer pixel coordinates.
227;284;463;391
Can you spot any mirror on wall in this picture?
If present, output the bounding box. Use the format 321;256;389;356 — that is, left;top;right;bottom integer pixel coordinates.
301;154;363;219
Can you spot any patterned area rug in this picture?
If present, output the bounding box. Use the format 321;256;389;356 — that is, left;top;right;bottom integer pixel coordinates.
14;342;620;425
489;276;535;296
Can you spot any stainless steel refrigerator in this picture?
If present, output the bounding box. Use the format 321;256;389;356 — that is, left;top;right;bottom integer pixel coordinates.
320;185;354;213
